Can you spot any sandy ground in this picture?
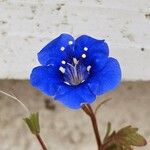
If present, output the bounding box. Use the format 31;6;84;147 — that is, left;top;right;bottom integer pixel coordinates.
0;80;149;150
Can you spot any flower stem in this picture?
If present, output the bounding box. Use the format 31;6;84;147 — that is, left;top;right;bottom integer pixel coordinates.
36;134;48;150
82;104;102;150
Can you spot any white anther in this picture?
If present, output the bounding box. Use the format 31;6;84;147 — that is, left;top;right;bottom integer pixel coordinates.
73;58;78;65
59;66;65;73
60;46;65;51
87;65;91;72
68;41;73;45
84;47;88;51
64;82;70;85
61;60;66;64
82;54;86;58
81;80;85;83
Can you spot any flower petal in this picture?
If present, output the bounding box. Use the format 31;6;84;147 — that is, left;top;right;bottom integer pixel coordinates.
30;66;63;96
38;33;74;66
89;53;109;73
88;58;121;95
74;35;109;62
55;84;96;109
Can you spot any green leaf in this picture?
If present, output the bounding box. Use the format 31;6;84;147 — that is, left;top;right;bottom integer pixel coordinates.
104;122;112;143
104;126;147;150
106;144;123;150
116;126;147;147
24;112;40;135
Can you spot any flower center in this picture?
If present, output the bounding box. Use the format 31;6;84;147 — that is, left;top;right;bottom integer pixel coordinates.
62;59;90;85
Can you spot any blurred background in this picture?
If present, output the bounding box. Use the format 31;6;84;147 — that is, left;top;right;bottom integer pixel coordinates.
0;0;150;149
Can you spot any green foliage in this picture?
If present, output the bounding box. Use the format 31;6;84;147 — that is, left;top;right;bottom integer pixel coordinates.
104;122;112;143
103;125;147;150
24;112;40;135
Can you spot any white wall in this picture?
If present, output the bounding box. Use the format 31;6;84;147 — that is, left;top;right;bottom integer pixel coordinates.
0;0;150;80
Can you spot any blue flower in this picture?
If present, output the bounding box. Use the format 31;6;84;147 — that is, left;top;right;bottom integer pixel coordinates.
30;34;121;109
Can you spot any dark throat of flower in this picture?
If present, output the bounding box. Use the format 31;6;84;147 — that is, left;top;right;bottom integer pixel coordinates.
59;58;91;86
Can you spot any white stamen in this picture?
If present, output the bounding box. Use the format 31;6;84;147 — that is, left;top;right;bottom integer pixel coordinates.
87;65;91;72
60;46;65;51
68;41;73;45
82;54;86;58
73;58;78;65
61;60;66;64
81;80;85;83
64;82;70;85
59;66;65;73
84;47;88;51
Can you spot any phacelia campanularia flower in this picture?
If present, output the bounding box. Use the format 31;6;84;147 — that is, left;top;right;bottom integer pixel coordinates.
30;34;121;109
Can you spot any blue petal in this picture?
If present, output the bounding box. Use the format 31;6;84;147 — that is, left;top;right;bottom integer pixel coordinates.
38;33;74;66
55;84;96;109
74;35;109;62
88;58;121;95
89;54;109;73
30;66;63;96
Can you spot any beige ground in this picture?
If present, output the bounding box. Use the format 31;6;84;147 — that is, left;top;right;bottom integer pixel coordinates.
0;80;149;150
